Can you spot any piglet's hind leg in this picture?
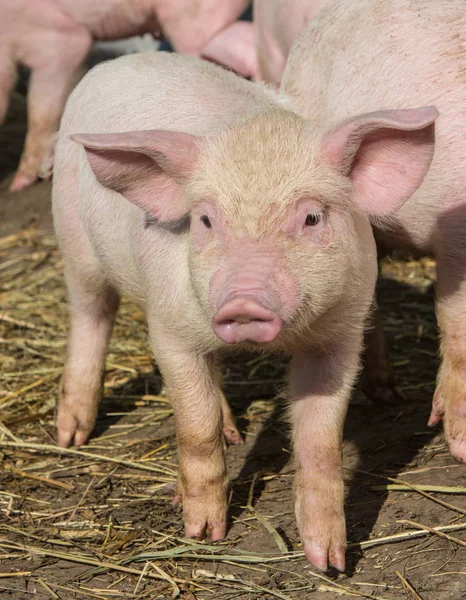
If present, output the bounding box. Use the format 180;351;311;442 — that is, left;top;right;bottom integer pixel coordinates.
432;243;466;462
0;56;15;126
290;343;362;572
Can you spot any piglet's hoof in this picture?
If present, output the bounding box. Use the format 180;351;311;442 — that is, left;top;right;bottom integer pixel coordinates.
223;423;243;445
9;171;38;192
172;483;227;542
56;392;97;448
444;422;466;463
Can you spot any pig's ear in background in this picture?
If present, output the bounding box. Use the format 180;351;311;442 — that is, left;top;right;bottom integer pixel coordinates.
321;106;438;217
71;130;200;221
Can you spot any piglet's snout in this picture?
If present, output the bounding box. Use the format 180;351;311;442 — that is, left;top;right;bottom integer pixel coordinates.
213;295;282;344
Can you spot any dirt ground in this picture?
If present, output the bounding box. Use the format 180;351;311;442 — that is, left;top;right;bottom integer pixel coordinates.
1;88;466;600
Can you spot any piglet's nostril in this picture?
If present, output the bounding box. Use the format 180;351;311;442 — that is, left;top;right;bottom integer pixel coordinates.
220;316;253;325
237;317;252;324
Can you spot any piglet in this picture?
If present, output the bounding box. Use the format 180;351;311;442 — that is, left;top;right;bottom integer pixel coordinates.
53;51;436;571
0;0;257;192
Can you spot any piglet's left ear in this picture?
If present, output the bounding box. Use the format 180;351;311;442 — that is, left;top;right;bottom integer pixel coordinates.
321;106;438;217
71;130;200;222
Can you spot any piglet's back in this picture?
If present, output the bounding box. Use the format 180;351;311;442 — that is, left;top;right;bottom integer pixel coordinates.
59;51;280;138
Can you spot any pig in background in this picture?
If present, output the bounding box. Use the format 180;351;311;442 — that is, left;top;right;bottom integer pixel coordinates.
281;0;466;474
52;50;436;572
0;35;160;184
0;0;258;192
254;0;331;84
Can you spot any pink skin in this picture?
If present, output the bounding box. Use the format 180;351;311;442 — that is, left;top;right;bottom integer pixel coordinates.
291;349;359;572
52;49;437;574
1;0;254;191
192;201;302;345
201;21;260;81
220;391;244;445
428;258;466;463
148;338;228;541
209;243;299;321
4;0;92;191
254;0;331;84
57;281;119;448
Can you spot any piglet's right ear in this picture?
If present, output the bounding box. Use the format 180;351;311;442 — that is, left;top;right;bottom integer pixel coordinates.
71;130;200;222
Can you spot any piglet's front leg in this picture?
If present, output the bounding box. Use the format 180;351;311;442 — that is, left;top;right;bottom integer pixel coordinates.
290;345;361;572
151;335;228;540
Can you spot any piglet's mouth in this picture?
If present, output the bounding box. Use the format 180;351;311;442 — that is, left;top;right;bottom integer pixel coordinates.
212;295;282;344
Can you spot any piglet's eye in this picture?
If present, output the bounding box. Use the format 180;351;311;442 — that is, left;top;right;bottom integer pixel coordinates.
305;213;323;227
200;215;212;228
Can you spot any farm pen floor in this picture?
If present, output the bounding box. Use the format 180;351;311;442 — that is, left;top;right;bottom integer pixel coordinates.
1;95;466;600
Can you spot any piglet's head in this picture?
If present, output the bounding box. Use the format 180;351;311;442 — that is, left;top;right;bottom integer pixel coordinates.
72;106;437;349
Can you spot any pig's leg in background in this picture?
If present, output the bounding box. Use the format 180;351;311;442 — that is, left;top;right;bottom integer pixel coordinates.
290;342;362;572
430;241;466;462
219;390;243;445
10;27;91;191
211;352;243;445
151;333;227;539
56;275;119;448
0;56;16;125
360;304;402;402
